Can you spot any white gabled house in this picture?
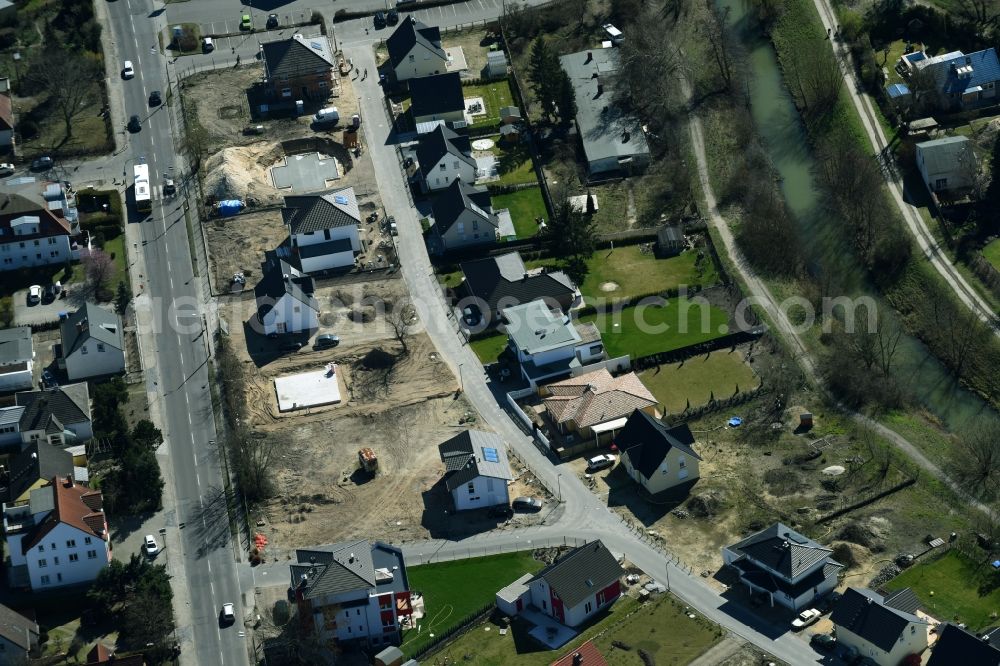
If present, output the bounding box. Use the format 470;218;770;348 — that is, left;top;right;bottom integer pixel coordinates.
58;303;126;381
253;256;319;336
283;188;363;274
2;476;111;590
416;125;477;192
385;16;449;83
830;587;929;666
0;326;34;392
437;429;512;511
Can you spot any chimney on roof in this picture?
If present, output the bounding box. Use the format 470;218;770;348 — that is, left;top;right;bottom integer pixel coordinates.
523;272;529;281
597;82;604;97
585;51;592;64
349;553;356;563
622;130;630;143
573;653;583;665
64;475;74;488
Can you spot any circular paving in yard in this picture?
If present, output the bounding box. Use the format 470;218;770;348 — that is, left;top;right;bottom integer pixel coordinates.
600;281;620;292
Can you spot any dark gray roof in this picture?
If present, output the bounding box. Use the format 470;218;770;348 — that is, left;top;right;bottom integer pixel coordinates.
617;410;700;481
460;252;575;318
438;429;512;491
830;587;926;653
254;257;319;316
297;238;354;259
409;73;464;119
531;540;622;608
386;16;445;68
0;602;38;651
733;558;842;599
16;383;91;429
432;179;496;235
728;523;833;580
262;35;333;81
928;623;1000;666
0;327;32;366
290;541;408;600
0;441;73;504
61;303;123;356
417;125;475;179
657;225;683;244
884;587;922;615
283;188;361;235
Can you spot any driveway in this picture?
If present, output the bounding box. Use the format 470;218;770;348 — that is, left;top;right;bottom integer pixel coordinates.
12;290;74;326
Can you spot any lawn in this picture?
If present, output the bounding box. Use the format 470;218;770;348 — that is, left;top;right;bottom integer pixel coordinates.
639;350;758;415
470;332;508;364
493;187;548;239
885;549;1000;631
496;142;538;186
103;234;129;291
430;595;721;666
983;239;1000;271
19;82;112;158
401;552;545;657
463;80;514;127
580;299;731;360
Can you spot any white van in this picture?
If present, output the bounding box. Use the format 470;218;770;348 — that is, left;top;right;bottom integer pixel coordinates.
603;23;624;45
314;107;340;124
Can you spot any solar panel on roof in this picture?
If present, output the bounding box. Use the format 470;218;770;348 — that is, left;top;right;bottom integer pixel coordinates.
483;447;499;462
334;195;348;204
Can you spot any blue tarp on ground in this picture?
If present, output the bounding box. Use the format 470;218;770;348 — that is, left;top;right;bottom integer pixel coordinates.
217;200;244;217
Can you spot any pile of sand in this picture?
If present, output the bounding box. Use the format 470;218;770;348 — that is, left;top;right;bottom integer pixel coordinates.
204;145;281;206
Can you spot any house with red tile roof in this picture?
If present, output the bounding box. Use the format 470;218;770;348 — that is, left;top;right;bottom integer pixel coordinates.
550;640;609;666
0;83;13;149
0;180;89;272
541;368;658;446
86;643;146;665
2;476;111;590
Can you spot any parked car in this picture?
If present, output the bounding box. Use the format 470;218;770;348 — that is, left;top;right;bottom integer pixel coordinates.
462;306;481;327
810;633;836;651
240;13;252;30
314;106;340;124
386;9;399;25
127;115;142;133
389;216;398;236
313;334;340;349
587;453;616;472
31;156;53;171
123;60;135;78
488;503;513;518
512;497;543;512
791;608;821;630
163;178;176;196
42;284;56;304
41;369;57;388
220;603;235;625
144;534;159;556
280;341;303;352
373;10;386;28
0;163;14;176
149;90;162;106
202;37;214;52
27;285;42;305
266;13;278;28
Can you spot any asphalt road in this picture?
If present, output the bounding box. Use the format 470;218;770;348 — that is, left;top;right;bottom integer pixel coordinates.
102;1;249;665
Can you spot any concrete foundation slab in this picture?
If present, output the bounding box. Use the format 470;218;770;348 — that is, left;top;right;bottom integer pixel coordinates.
274;364;343;412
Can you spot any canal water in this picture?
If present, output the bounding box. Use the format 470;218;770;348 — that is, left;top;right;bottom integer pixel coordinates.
716;0;993;429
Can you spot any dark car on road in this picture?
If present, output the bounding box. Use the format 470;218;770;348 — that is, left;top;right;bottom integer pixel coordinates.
313;334;340;350
374;10;386;28
387;9;399;25
266;13;278;28
30;156;53;171
512;497;543;512
127;115;142;133
149;90;162;106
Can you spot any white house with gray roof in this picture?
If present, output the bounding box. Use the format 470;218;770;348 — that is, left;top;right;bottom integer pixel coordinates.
385;16;449;83
416;125;477;192
431;179;499;251
289;540;414;649
0;327;34;392
0;383;93;449
437;429;512;511
559;48;650;177
721;522;843;611
501;300;605;388
283;188;363;274
830;587;929;665
58;303;125;381
915;136;978;194
254;255;319;336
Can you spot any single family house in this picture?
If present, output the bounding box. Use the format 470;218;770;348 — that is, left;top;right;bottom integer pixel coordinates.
459;251;577;326
617;410;699;495
261;33;335;100
416;125;477;192
559;48;649;177
409;73;466;127
721;522;842;611
437;429;512;511
901;47;1000;111
495;540;622;628
0;440;76;505
12;383;93;446
501;300;606;388
0;327;34;392
830;587;929;666
86;644;146;666
431;179;498;251
927;623;1000;665
0;183;86;272
541;369;658;446
2;475;111;590
915;136;977;194
59;303;126;381
0;602;39;662
0;88;14;149
254;256;319;336
290;540;414;649
386;16;448;83
550;641;608;666
284;188;363;273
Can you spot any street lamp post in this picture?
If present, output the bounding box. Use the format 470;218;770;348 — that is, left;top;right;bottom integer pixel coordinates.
557;474;562;502
458;363;464;392
665;562;671;592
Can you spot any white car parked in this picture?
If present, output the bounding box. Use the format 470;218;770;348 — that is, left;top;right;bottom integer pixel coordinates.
586;453;616;472
27;285;42;305
143;534;159;556
791;608;821;630
0;163;14;176
123;60;135;79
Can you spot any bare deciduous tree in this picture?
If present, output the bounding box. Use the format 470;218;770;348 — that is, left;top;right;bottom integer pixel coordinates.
25;49;101;140
702;5;734;91
952;417;1000;500
82;248;114;293
228;428;282;502
385;301;416;357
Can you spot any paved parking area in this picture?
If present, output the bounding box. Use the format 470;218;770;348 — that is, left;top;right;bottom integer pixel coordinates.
271;152;341;191
12;289;81;326
31;330;61;385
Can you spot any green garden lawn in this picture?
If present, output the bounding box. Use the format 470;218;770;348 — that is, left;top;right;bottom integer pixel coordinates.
463;80;514;126
496;143;537;186
983;239;1000;272
492;188;547;239
580;299;730;360
580;247;718;303
639;350;757;415
470;333;508;364
401;552;544;657
885;549;1000;631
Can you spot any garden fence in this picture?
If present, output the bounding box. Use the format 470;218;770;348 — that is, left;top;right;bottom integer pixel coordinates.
412;601;495;661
